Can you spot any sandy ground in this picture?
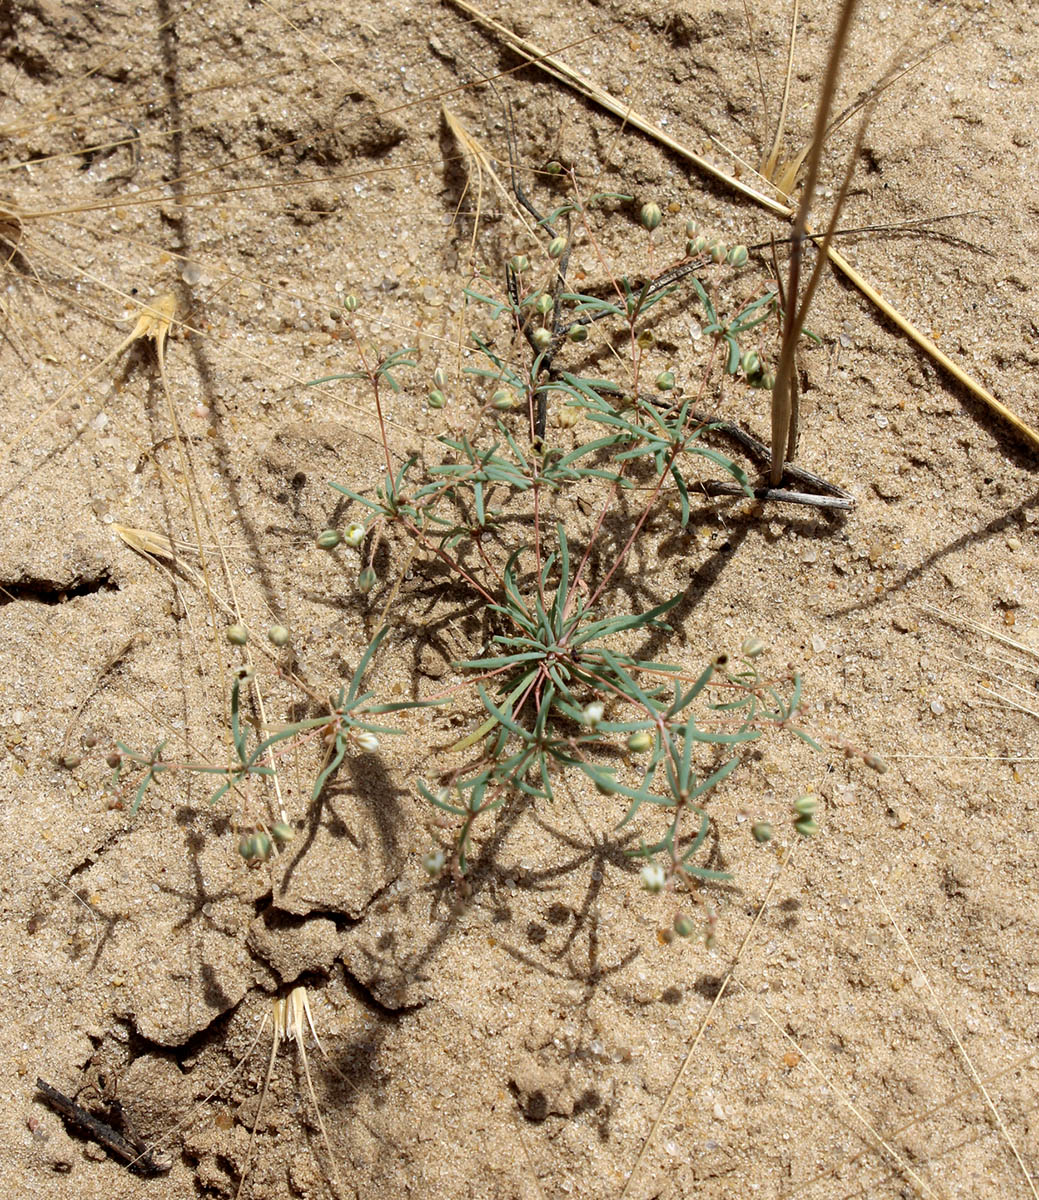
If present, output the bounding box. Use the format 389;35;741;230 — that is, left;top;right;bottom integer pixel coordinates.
1;1;1037;1197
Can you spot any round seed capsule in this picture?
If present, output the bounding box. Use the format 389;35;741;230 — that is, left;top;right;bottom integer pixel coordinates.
357;566;377;594
428;388;446;409
510;254;530;273
492;388;517;410
726;244;749;268
568;324;588;343
226;623;249;646
655;370;675;392
532;327;552;351
709;241;728;263
316;528;341;550
267;624;291;647
544;161;563;175
548;236;567;259
535;292;553;315
626;730;653;753
640;202;663;232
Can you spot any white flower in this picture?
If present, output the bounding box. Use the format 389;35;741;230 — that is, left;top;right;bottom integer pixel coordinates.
344;523;366;548
422;849;446;877
583;701;605;728
640;863;667;893
354;731;379;753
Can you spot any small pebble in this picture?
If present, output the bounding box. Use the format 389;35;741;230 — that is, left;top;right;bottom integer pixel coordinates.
930;698;946;716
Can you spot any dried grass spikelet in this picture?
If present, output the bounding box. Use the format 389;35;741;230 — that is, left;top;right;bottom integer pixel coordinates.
0;202;23;258
129;291;176;360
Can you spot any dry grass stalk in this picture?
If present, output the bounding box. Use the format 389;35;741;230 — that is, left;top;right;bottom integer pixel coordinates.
446;0;1039;455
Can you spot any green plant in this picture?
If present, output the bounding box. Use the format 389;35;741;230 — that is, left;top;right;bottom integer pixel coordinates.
305;181;854;922
114;175;875;926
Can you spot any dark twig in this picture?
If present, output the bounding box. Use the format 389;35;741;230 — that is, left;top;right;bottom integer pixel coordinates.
642;397;854;509
699;480;854;509
36;1078;171;1176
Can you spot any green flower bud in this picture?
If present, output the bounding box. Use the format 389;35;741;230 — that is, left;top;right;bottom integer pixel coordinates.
239;832;272;862
752;822;773;843
267;624;290;647
689;234;708;255
532;327;552;352
655;370;675;392
428;388;446;409
673;914;695;938
226;623;249;646
316;528;341;550
358;566;377;594
534;292;553;316
793;793;819;817
640;202;663;232
568;324;588;343
794;816;819;837
343;294;359;312
548;236;567;259
510;254;530;273
741;350;760;377
726;244;749;268
492;388;518;410
685;219;697;238
626;730;653;753
271;821;295;845
709;240;727;263
544;160;563;175
433;367;448;389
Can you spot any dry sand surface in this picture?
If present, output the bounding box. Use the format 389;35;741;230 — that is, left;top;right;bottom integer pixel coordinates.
1;0;1037;1197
